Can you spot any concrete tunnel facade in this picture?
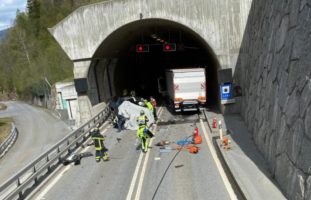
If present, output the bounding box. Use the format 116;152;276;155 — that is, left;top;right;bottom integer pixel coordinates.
49;0;252;125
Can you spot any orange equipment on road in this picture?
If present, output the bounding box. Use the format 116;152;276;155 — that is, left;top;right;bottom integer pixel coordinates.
175;145;200;154
193;126;202;144
222;137;230;150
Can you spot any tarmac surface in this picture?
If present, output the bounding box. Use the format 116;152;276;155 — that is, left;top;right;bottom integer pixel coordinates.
31;107;231;200
0;101;71;183
3;104;287;200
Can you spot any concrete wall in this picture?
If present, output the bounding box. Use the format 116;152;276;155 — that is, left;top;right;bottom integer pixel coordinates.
234;0;311;199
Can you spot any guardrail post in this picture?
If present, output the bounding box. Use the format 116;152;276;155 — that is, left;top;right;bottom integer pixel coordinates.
33;166;38;184
46;155;51;172
17;178;23;199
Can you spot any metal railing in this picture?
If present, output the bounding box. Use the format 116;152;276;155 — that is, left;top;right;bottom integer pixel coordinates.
0;105;111;200
0;123;18;159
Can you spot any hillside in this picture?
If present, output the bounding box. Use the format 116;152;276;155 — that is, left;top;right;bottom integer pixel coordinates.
0;0;106;100
0;29;7;40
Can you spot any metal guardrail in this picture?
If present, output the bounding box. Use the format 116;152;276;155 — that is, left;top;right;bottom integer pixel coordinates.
0;123;18;159
0;105;111;200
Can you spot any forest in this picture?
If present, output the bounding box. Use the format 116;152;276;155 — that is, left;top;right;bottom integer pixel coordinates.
0;0;106;100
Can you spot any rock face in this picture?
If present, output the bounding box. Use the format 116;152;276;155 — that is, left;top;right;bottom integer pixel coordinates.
234;0;311;199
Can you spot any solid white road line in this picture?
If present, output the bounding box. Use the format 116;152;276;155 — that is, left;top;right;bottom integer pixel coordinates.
126;152;144;200
126;107;164;200
34;127;110;200
134;107;164;200
134;137;153;200
200;119;238;200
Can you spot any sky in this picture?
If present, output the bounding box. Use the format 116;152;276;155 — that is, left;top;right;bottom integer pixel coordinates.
0;0;27;31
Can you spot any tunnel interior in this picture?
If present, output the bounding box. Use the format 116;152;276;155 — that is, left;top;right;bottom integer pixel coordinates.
91;19;220;109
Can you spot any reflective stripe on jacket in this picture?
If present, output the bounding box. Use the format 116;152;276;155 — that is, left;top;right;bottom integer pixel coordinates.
146;101;154;111
137;115;148;128
91;134;105;150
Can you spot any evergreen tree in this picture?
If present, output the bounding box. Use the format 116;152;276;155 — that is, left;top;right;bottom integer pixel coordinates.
0;0;108;100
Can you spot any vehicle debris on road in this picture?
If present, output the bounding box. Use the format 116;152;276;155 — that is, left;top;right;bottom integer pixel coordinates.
62;152;93;166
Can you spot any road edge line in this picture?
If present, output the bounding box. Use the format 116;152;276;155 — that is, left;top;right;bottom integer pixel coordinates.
200;119;238;200
29;126;110;200
133;107;164;200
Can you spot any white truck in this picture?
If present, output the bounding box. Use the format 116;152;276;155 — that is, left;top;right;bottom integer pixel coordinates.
162;68;206;112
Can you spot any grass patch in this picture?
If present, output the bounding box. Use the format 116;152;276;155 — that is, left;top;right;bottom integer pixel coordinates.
0;103;7;111
0;117;13;143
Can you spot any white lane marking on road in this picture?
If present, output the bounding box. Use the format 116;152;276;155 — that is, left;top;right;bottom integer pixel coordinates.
154;157;161;160
200;119;238;200
134;107;164;200
126;107;164;200
126;150;144;200
34;128;109;200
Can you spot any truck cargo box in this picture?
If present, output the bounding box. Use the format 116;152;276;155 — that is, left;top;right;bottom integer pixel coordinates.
165;68;206;112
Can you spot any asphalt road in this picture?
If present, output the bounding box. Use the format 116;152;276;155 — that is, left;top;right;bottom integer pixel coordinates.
0;101;71;182
32;107;231;200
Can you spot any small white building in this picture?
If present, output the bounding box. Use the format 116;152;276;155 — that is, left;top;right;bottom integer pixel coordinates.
55;82;78;121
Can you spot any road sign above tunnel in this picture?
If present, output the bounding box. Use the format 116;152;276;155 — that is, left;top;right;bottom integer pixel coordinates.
136;44;149;53
163;43;176;52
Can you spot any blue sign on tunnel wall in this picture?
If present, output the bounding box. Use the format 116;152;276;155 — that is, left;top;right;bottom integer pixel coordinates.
220;83;232;100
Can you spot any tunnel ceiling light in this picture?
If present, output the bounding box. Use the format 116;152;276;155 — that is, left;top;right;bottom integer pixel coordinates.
136;44;149;53
163;43;176;52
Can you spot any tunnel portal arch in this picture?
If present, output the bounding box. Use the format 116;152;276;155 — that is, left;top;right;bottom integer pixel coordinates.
49;0;251;123
88;18;220;110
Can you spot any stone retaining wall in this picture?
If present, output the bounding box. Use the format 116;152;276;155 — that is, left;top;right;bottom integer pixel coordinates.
234;0;311;199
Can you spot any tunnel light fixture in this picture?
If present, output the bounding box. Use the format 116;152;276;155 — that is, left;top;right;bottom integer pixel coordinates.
163;43;176;52
136;44;149;53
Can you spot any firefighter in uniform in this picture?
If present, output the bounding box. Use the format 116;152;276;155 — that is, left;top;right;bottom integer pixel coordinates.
136;110;149;153
90;127;109;162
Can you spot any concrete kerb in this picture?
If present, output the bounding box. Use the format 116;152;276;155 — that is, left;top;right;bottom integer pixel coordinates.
201;110;246;199
209;113;286;200
0;123;18;159
212;137;247;200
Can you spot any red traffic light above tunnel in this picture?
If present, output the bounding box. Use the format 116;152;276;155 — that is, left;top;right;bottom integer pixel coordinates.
163;43;176;52
136;44;149;53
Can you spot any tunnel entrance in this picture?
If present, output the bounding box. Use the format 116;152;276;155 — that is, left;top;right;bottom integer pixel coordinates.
90;19;220;109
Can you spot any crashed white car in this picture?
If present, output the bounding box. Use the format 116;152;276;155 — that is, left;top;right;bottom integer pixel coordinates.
117;101;154;130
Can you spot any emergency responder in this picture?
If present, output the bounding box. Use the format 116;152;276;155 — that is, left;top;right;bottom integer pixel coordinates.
144;99;156;120
89;127;109;162
136;110;150;153
150;96;158;121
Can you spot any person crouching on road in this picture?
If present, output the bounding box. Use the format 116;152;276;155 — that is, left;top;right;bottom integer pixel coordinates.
136;110;150;153
90;128;109;162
